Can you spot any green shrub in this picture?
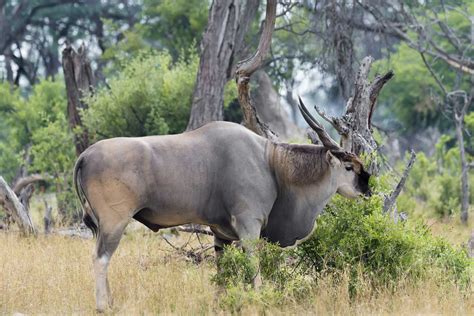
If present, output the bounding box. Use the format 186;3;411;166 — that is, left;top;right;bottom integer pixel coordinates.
83;50;198;141
213;241;311;312
401;135;474;218
214;183;472;303
298;193;472;292
212;244;258;287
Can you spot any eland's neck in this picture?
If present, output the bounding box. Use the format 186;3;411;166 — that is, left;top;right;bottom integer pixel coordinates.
270;142;333;188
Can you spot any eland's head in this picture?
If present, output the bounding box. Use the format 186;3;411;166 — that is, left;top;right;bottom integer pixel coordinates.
298;97;371;199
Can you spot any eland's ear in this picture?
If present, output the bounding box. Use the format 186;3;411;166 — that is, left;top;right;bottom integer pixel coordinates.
326;151;341;167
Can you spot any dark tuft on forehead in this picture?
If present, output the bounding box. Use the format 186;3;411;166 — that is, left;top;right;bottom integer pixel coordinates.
331;151;366;172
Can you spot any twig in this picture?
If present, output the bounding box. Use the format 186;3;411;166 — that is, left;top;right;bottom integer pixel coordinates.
177;225;213;236
383;150;417;213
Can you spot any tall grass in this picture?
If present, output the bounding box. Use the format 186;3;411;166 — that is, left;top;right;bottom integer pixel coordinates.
1;230;472;315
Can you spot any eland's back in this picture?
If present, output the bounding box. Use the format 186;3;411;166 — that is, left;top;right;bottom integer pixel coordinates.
77;121;276;233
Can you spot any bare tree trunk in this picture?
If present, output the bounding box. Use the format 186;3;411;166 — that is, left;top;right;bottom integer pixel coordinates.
0;176;35;235
468;230;474;258
186;0;259;131
43;198;52;234
62;43;95;156
455;115;469;224
252;71;303;140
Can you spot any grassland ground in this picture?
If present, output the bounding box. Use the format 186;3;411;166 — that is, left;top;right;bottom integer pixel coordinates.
1;228;473;315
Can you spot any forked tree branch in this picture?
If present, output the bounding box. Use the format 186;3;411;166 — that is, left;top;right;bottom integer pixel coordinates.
12;174;46;195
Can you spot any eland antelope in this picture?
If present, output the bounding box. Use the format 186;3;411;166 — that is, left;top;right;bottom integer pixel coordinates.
74;98;371;311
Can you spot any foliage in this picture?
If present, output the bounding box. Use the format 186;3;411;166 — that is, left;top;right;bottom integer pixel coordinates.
0;1;141;85
214;181;472;302
400;134;474;217
373;44;442;133
298;193;472;292
212;241;310;312
83;50;198;141
0;80;75;181
140;0;208;59
0;79;77;220
101;0;207;74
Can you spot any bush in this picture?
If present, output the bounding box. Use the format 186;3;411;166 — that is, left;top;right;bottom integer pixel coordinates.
83;50;199;141
401;135;474;218
214;181;472;305
212;241;311;312
298;194;472;291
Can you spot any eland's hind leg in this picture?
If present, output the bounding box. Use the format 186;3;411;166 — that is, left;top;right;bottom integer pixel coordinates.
84;178;139;312
85;183;136;311
94;216;128;312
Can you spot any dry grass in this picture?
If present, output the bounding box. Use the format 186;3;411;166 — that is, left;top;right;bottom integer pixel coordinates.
1;229;473;315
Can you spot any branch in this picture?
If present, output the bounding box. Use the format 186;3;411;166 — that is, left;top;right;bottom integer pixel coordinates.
235;0;278;141
306;129;320;145
368;70;394;127
383;150;417;214
236;0;276;76
313;104;337;128
177;225;213;236
12;174;46;195
0;176;36;235
420;52;447;95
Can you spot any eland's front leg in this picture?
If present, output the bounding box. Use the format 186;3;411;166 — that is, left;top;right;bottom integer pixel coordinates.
232;215;263;289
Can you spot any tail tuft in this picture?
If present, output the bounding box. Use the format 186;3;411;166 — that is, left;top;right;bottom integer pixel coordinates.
83;212;98;237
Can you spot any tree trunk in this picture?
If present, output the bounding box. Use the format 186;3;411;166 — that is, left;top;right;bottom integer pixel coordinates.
62;43;95;156
468;230;474;258
455;115;469;224
0;176;36;235
43;198;52;234
186;0;259;131
252;70;303;140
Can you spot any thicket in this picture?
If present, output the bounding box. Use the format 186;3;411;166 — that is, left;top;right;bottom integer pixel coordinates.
83;50;199;141
213;179;472;311
398;120;474;218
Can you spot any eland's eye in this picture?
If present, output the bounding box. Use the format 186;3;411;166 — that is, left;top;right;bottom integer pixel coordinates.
345;166;353;171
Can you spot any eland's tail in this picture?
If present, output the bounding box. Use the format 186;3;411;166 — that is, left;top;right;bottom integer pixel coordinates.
73;154;99;237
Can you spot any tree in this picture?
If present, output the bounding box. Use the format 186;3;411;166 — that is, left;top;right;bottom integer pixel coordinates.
0;0;141;86
62;44;95;156
186;0;260;130
370;1;473;223
0;79;77;222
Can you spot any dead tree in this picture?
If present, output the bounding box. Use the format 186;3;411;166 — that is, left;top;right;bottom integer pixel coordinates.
383;150;417;219
235;0;419;224
235;1;394;166
310;57;393;175
0;176;36;235
419;51;472;224
448;91;471;224
186;0;259;131
62;43;95;156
